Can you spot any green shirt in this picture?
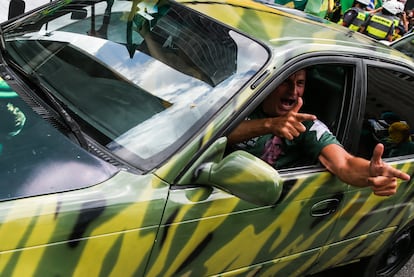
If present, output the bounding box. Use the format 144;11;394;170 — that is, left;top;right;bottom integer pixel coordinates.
237;110;341;169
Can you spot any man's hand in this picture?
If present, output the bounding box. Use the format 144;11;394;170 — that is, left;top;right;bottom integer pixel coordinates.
368;143;411;196
268;97;317;140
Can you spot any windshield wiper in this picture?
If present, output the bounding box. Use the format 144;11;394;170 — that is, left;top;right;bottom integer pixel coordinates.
7;61;89;149
32;71;89;149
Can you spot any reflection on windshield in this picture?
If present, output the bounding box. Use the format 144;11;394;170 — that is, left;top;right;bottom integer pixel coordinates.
2;0;269;170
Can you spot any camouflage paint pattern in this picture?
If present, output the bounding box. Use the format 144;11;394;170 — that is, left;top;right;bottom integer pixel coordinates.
0;0;413;276
0;169;171;276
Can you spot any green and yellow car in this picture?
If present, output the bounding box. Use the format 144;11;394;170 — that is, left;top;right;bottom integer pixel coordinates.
1;0;414;276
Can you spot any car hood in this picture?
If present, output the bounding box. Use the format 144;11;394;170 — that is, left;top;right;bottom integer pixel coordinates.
0;77;118;201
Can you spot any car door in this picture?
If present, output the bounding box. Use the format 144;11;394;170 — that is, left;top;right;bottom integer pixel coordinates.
146;150;346;276
144;62;356;276
314;60;414;272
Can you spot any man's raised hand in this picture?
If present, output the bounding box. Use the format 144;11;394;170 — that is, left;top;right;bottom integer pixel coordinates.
270;97;317;140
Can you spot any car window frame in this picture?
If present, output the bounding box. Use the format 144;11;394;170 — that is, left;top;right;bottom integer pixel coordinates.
354;59;414;160
222;55;362;175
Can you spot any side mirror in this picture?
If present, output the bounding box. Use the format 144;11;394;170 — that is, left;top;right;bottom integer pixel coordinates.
194;150;282;206
71;9;88;20
8;0;25;20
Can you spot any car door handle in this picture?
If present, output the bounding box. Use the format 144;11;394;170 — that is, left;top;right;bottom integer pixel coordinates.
311;199;340;217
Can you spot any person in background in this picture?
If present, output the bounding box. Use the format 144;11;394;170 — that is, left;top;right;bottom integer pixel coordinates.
407;8;414;32
228;69;410;197
385;122;414;157
364;0;408;39
386;0;409;39
340;0;371;31
304;0;334;19
326;0;343;22
359;0;402;41
393;22;407;40
399;0;410;32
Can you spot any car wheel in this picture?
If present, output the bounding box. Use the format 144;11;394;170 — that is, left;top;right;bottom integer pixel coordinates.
358;221;414;277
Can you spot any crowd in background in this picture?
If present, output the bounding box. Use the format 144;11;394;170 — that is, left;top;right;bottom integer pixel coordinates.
6;0;414;42
274;0;414;41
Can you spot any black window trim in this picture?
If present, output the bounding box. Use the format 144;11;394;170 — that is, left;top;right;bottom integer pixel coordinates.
357;59;414;160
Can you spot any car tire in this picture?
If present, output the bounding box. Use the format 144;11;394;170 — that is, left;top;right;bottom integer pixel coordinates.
356;221;414;277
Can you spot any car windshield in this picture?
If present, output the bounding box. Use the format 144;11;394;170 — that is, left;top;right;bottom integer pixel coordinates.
0;0;269;170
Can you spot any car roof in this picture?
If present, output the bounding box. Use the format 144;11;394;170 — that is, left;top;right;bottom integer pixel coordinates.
178;0;413;66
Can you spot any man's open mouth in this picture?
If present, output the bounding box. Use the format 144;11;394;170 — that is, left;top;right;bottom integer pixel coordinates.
280;98;296;109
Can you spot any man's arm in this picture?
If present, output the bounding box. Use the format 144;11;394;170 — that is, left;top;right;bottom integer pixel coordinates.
387;24;395;42
228;118;274;145
228;97;316;144
318;143;410;196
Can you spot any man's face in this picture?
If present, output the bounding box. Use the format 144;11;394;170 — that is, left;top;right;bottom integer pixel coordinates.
262;70;306;116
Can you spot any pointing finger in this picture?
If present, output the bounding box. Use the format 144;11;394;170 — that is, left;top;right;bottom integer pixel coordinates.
292;97;317;121
292;97;303;113
296;113;317;122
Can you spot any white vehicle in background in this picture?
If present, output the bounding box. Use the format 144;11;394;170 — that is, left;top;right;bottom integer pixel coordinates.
389;32;414;59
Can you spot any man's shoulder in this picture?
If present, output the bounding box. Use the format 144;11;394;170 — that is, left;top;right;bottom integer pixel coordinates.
304;119;331;131
303;120;338;144
342;9;359;25
344;8;359;17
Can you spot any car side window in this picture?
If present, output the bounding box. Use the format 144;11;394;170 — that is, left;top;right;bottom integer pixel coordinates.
231;64;350;170
357;66;414;159
303;64;349;137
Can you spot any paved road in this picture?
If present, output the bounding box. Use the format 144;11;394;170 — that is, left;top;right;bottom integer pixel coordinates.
313;254;414;277
395;255;414;277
